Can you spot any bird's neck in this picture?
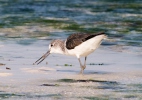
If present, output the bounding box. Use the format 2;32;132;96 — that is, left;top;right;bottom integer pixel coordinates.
56;40;67;54
55;40;72;55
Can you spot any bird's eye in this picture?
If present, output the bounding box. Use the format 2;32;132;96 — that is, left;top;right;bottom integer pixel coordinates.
51;44;53;47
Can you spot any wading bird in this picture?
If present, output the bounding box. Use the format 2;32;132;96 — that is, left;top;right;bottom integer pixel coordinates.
34;32;107;74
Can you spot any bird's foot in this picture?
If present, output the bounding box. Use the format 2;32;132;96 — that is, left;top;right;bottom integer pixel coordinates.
79;70;83;75
79;66;85;75
83;65;86;70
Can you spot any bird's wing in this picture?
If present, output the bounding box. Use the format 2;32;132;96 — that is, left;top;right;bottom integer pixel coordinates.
66;32;105;49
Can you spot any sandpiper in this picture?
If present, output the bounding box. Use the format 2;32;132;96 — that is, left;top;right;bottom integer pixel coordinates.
34;32;107;74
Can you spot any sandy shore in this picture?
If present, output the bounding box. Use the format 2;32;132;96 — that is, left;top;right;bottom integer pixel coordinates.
0;40;142;100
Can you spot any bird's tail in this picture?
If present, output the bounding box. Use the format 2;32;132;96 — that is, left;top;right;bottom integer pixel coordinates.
97;32;107;40
103;34;108;40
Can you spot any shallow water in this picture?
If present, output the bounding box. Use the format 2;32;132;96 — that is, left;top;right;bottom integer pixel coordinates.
0;0;142;100
0;42;142;100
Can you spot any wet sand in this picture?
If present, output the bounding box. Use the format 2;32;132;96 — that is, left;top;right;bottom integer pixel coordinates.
0;0;142;99
0;40;142;100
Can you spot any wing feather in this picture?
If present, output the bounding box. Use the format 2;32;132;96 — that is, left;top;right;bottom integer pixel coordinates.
66;32;105;49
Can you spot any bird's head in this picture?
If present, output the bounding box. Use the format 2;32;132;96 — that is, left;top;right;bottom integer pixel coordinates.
49;40;64;54
34;39;64;65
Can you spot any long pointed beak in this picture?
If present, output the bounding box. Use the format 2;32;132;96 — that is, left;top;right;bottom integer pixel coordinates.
34;50;50;65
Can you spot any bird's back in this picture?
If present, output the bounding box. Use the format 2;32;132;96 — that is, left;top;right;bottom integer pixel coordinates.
66;32;106;50
66;32;107;57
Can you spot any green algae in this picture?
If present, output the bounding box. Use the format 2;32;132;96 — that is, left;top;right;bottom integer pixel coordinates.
128;84;142;89
84;96;109;100
64;64;72;66
124;94;137;99
58;79;76;83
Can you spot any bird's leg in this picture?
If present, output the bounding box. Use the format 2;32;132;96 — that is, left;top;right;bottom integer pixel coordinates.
83;56;87;69
78;58;84;74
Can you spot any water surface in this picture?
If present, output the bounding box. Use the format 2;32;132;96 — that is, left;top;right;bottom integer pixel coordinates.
0;0;142;100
